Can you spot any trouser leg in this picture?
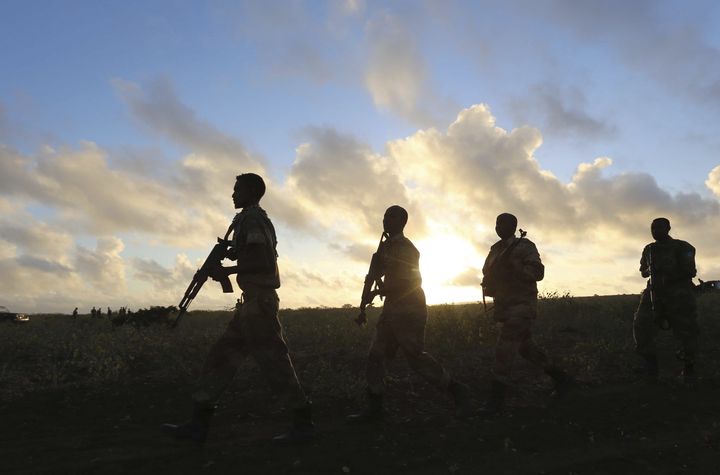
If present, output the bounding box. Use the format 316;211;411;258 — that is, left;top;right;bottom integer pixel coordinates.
253;348;308;409
193;317;247;404
669;308;699;382
165;305;247;443
633;291;658;358
395;314;451;390
366;317;398;395
492;318;531;384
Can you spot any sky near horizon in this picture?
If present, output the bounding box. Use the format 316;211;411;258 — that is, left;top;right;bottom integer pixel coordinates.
1;0;720;313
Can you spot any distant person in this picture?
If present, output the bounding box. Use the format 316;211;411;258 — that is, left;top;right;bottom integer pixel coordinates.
91;307;97;318
107;307;112;318
346;205;471;423
163;173;315;445
634;217;698;384
480;213;571;416
72;307;78;319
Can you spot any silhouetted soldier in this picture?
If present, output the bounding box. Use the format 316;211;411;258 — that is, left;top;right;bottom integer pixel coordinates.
480;213;571;416
107;307;112;319
72;307;78;319
634;217;698;384
347;205;471;423
163;173;315;445
91;307;97;318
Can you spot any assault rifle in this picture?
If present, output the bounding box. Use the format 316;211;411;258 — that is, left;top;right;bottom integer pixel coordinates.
171;224;235;328
480;228;527;315
646;244;661;320
355;232;388;326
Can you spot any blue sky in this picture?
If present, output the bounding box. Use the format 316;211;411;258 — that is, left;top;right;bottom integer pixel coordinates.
1;0;719;312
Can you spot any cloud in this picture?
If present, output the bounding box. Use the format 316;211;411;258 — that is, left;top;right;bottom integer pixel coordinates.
329;241;377;263
363;13;454;126
388;104;720;243
114;78;263;170
0;104;9;142
449;267;482;287
388;104;577;233
132;254;195;290
510;83;616;139
522;0;720;108
0;142;227;246
2;78;720;311
15;255;73;274
114;78;310;232
75;237;127;293
0;80;310;247
286;126;425;240
208;1;359;84
338;0;364;16
0;214;74;256
707;166;720;198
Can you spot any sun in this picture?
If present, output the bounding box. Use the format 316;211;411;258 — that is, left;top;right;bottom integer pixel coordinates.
415;234;482;305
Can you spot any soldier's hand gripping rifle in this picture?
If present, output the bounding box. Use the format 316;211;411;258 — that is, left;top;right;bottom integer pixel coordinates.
355;232;388;326
171;224;235;328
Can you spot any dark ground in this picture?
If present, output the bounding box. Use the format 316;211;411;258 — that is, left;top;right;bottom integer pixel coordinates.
3;369;720;474
2;295;720;474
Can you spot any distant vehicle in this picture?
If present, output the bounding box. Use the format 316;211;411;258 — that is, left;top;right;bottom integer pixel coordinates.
0;305;30;323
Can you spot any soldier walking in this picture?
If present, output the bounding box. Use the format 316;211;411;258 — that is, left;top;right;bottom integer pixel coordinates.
162;173;316;444
480;213;571;416
634;217;698;384
347;205;471;423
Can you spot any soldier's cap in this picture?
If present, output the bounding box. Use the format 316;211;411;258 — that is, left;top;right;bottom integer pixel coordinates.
236;173;266;200
385;205;408;226
652;217;670;227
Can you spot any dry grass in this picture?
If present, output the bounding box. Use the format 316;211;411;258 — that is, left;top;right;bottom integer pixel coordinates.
2;292;719;401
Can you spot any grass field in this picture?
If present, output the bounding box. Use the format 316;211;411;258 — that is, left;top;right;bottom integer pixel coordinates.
2;292;720;474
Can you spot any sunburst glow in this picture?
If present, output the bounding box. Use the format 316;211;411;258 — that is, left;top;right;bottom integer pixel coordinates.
416;234;482;305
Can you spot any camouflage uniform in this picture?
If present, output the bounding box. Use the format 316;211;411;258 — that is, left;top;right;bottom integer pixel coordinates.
193;205;307;409
366;233;451;394
482;236;550;384
633;238;698;361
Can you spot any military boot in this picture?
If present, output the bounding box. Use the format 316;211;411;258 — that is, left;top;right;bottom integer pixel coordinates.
161;401;215;444
643;354;659;384
477;380;506;418
545;367;574;399
272;403;317;445
346;390;384;424
447;380;472;418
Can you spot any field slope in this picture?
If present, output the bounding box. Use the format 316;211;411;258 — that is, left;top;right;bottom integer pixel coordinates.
2;293;719;474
